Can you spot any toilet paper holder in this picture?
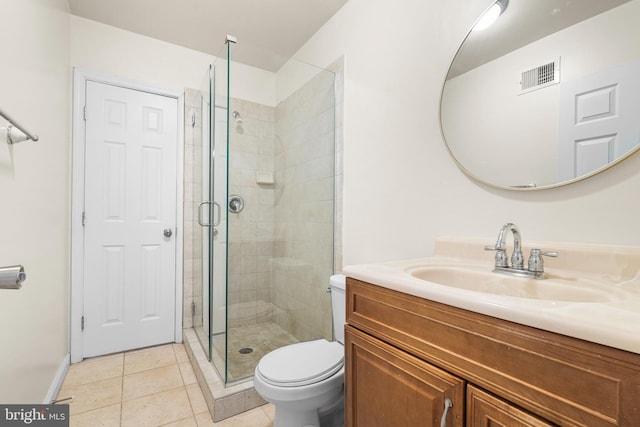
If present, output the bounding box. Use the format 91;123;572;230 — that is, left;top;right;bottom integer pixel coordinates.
0;265;27;289
0;108;39;144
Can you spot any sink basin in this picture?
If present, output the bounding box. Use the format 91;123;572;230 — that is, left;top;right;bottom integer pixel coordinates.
408;266;612;302
343;237;640;354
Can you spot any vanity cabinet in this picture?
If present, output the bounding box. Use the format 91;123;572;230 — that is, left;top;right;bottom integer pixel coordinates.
346;325;464;426
345;277;640;427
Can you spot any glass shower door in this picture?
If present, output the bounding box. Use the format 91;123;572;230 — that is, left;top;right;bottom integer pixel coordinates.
221;41;336;384
198;38;337;386
192;66;213;362
207;101;229;379
194;58;229;381
201;47;232;382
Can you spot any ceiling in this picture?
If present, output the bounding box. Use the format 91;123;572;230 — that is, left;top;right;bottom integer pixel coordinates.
68;0;349;71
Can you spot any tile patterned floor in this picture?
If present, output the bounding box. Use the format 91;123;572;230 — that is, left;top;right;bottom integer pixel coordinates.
57;343;274;427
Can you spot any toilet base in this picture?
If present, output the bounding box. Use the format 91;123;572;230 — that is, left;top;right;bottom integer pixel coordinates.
272;387;344;427
274;408;320;427
319;386;345;427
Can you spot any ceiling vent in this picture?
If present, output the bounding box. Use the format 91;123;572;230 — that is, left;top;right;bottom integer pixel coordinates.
520;58;560;94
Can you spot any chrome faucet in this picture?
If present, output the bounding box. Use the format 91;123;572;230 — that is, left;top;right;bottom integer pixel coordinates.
485;223;557;279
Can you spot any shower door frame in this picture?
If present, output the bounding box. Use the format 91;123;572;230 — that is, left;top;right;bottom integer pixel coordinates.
198;60;231;381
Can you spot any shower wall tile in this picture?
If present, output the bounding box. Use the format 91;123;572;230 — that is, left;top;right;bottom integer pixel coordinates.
272;68;337;342
226;98;276;329
184;90;200;109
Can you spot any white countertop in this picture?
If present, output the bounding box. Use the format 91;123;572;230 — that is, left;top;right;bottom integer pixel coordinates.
343;237;640;355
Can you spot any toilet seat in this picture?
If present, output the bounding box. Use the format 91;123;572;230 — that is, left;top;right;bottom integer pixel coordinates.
257;339;344;387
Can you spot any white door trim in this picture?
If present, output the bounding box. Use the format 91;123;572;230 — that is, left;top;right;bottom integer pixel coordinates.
70;68;184;363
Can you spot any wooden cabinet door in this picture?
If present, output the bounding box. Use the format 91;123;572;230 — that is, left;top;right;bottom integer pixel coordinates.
346;325;464;427
467;385;554;427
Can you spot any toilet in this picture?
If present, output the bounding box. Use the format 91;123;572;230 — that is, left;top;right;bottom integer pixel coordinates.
254;274;346;427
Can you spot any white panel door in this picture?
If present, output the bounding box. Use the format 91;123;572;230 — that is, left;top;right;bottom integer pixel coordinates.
557;60;640;181
83;81;178;357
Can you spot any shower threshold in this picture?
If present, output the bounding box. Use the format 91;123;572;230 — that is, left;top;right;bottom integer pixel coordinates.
183;328;265;422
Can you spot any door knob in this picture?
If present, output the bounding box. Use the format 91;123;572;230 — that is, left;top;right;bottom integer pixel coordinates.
163;228;173;238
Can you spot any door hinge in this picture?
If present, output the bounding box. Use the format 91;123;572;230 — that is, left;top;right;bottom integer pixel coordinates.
81;315;85;331
82;211;86;226
83;106;87;121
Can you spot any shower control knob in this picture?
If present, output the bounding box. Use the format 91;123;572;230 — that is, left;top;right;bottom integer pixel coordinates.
163;228;173;238
228;195;244;213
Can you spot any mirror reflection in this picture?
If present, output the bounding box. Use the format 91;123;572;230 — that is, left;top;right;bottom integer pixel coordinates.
441;0;640;189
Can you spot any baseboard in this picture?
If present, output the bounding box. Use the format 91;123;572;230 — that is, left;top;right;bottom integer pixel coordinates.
44;353;70;404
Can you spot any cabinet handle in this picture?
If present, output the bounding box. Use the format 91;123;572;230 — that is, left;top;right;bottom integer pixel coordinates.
440;398;453;427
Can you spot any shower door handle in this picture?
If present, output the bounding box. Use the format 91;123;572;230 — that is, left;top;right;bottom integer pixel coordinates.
198;201;212;227
197;201;221;227
212;202;221;226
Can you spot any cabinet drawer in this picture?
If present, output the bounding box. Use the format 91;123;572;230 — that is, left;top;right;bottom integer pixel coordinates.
346;278;640;426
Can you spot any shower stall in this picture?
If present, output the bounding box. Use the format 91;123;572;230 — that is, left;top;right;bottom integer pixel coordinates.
190;38;337;385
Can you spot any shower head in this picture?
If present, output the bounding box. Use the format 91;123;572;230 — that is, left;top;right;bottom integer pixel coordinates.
232;110;244;133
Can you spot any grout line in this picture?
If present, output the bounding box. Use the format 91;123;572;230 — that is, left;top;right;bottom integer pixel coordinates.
184;384;200;417
120;351;125;426
119;354;124;427
65;344;219;426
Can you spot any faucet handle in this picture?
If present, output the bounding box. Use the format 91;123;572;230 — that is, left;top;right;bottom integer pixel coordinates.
527;248;558;273
484;245;508;268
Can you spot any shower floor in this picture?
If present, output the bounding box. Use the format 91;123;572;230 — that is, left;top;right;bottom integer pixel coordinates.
204;322;299;383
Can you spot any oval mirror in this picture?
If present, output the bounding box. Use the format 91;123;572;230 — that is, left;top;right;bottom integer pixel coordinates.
440;0;640;190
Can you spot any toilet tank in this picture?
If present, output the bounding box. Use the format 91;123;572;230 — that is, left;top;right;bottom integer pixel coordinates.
330;274;346;344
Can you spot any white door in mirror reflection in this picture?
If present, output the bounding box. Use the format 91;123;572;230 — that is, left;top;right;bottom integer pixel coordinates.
557;60;640;181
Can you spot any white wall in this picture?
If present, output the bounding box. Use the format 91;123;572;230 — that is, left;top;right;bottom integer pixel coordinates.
71;15;212;93
71;16;276;106
0;0;71;403
292;0;640;265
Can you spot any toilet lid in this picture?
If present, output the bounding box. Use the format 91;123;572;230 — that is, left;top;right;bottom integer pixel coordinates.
257;339;344;387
